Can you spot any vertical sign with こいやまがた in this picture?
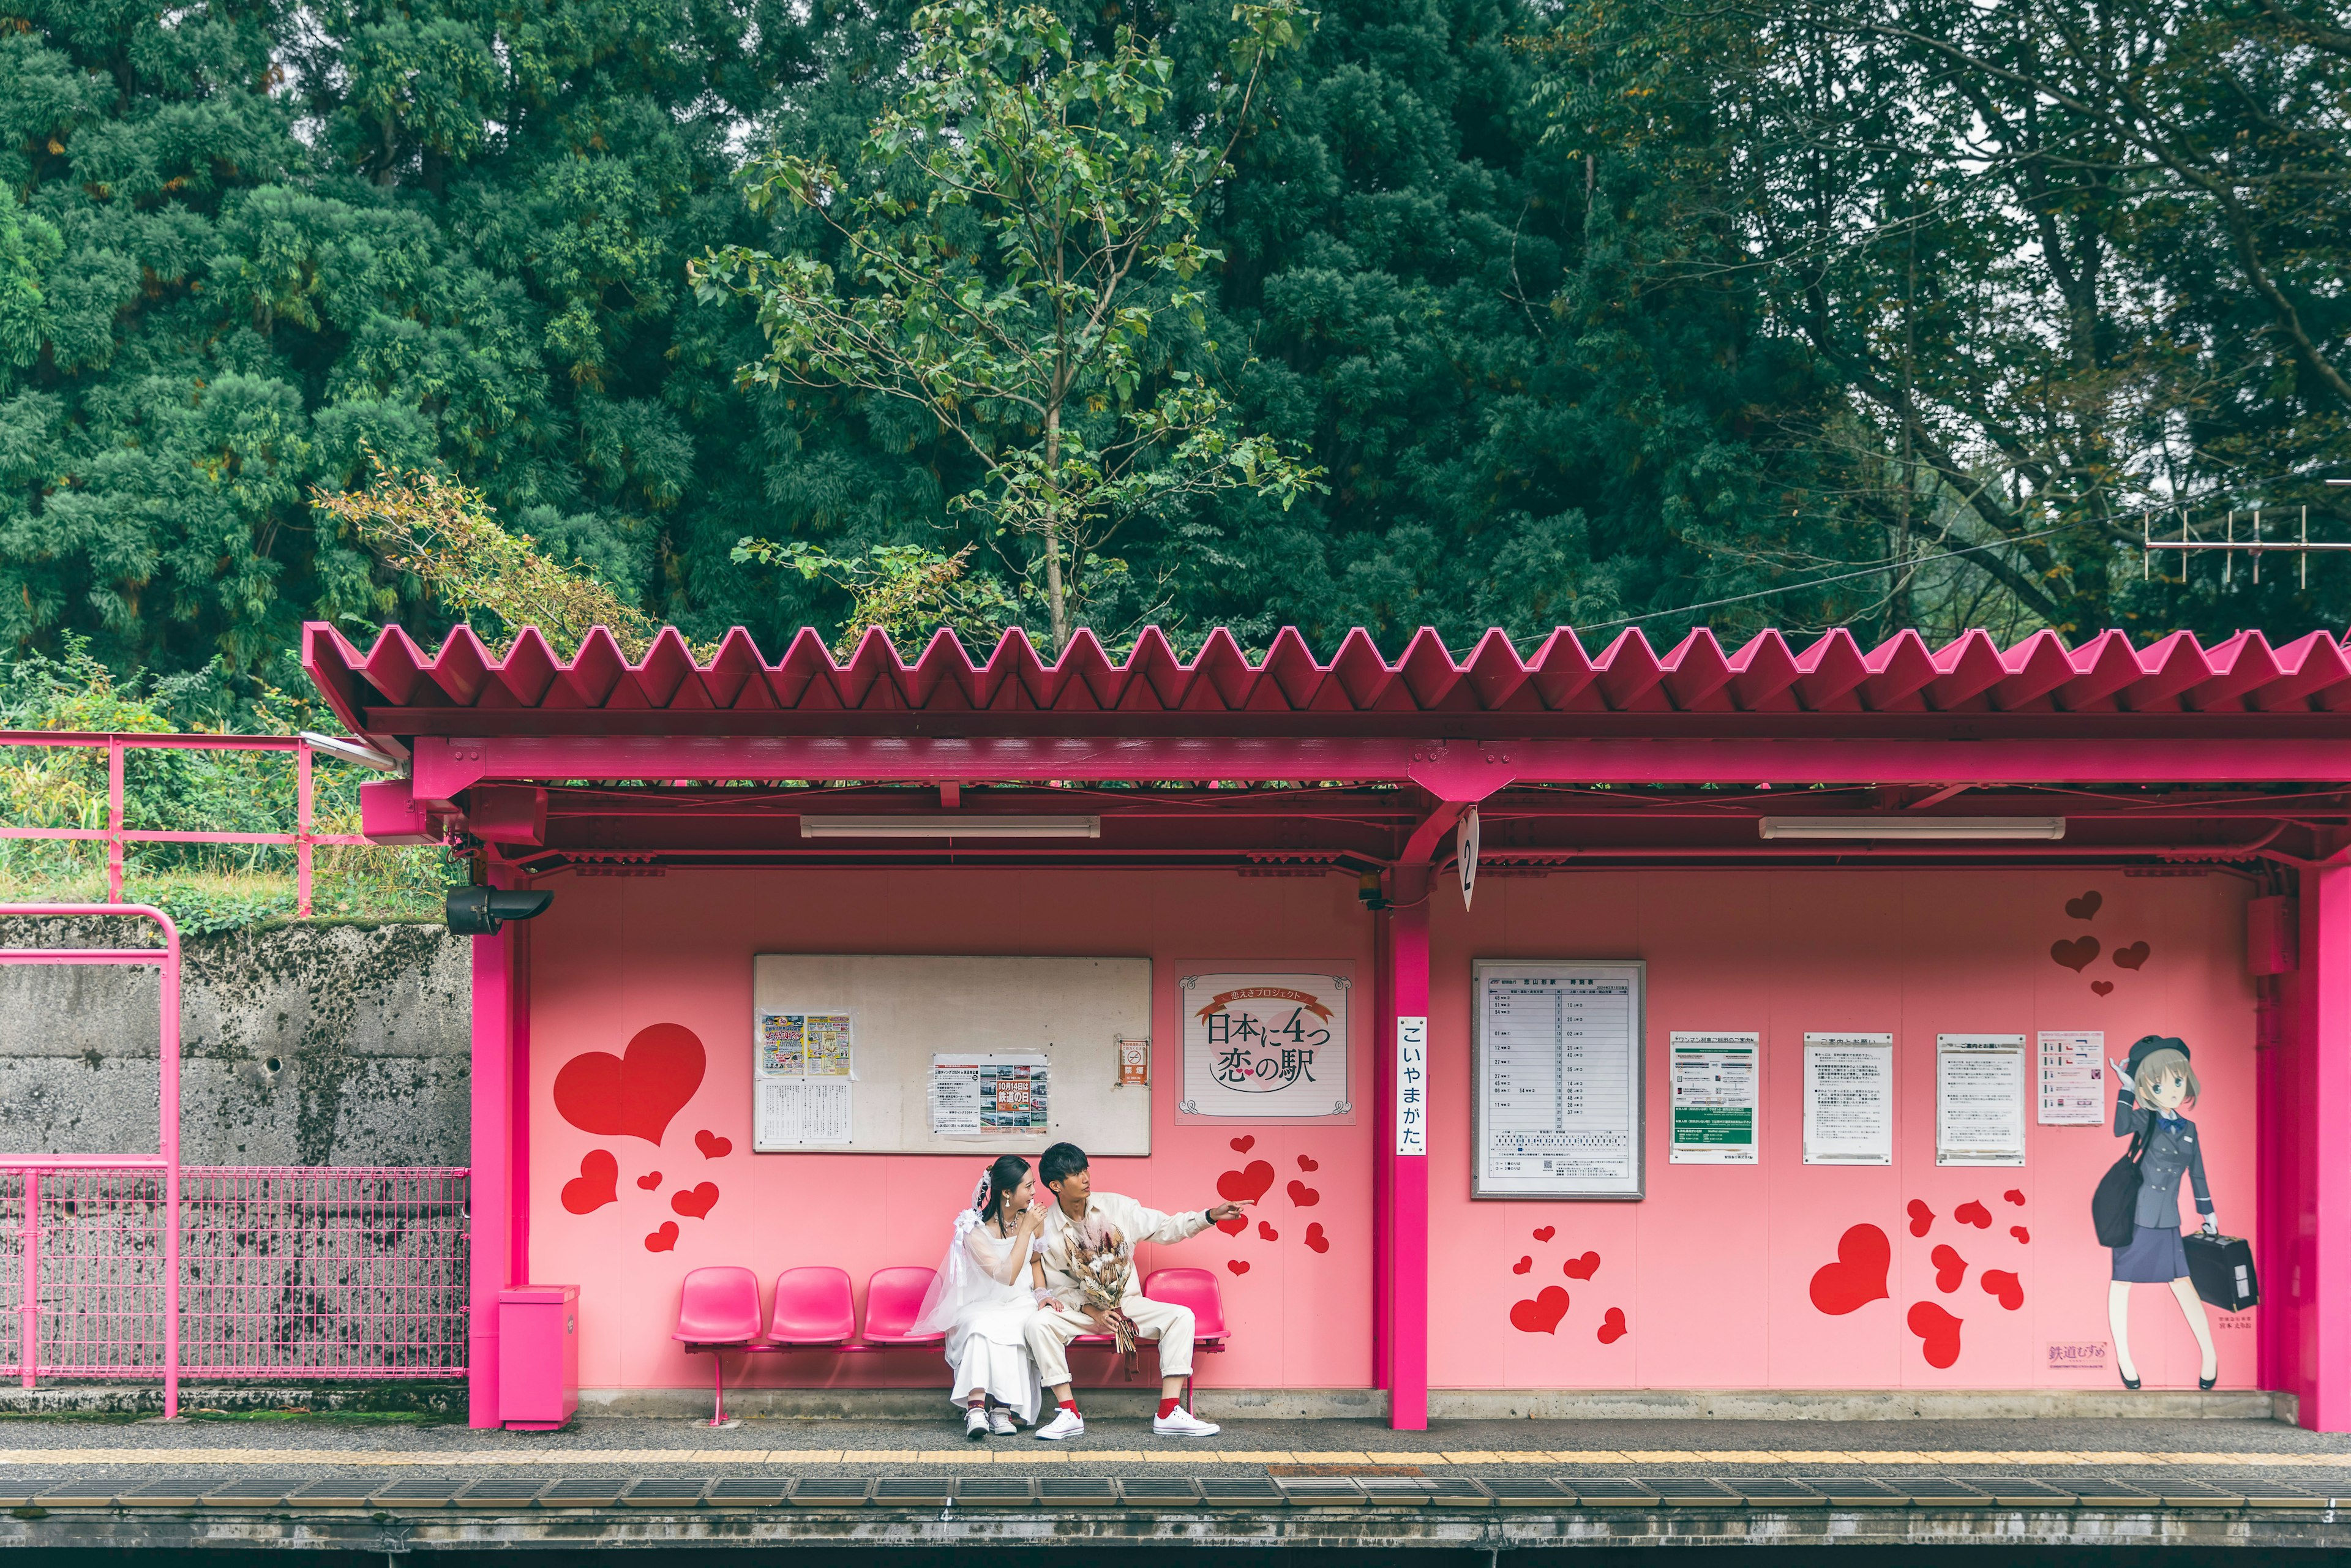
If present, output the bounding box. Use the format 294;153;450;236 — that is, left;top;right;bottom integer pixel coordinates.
1177;969;1352;1122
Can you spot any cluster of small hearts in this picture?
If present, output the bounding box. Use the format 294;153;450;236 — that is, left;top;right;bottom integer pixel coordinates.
1213;1137;1332;1270
1810;1190;2031;1367
1506;1227;1630;1346
547;1022;726;1253
2049;890;2151;997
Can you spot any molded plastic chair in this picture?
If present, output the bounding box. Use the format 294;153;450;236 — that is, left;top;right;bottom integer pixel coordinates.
1142;1267;1228;1343
673;1266;763;1425
770;1266;857;1345
861;1267;946;1346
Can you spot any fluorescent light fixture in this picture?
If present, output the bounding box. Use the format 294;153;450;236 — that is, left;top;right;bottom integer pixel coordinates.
798;814;1101;839
299;732;402;771
1759;816;2066;841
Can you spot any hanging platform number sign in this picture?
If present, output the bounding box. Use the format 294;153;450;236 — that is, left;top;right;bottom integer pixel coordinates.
1179;970;1353;1121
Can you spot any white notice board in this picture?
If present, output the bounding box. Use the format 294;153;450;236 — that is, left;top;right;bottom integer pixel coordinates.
752;955;1151;1156
1802;1033;1894;1165
1937;1033;2027;1166
1668;1032;1759;1165
1472;960;1645;1199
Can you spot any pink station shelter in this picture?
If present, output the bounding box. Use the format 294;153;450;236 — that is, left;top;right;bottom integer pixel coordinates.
303;620;2351;1433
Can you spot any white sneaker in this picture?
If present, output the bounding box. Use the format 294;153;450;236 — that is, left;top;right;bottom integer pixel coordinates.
988;1408;1020;1436
1152;1407;1220;1438
1033;1407;1085;1441
964;1406;991;1441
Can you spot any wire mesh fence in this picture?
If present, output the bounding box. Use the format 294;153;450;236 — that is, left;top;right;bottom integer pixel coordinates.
0;1166;467;1382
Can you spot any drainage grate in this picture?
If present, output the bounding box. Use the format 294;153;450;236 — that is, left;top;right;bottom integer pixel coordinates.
1277;1477;1365;1507
1199;1478;1283;1509
1984;1479;2079;1509
370;1479;465;1509
1797;1477;1907;1508
872;1477;953;1508
2158;1479;2248;1509
1481;1477;1575;1507
1119;1478;1204;1507
287;1479;375;1509
955;1479;1037;1507
1423;1479;1494;1508
623;1478;712;1508
1639;1477;1740;1506
1893;1478;1990;1507
203;1478;305;1509
31;1481;122;1509
789;1479;872;1508
2239;1482;2326;1510
456;1479;547;1509
539;1479;628;1509
1038;1477;1120;1508
1558;1478;1657;1507
1724;1479;1824;1508
1358;1477;1435;1506
706;1479;789;1509
2045;1477;2154;1510
119;1479;214;1509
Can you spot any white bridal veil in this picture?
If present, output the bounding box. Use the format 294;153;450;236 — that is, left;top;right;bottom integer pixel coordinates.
907;1173;1038;1341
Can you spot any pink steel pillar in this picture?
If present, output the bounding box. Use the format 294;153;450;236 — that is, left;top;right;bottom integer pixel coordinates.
467;868;527;1428
1374;866;1431;1431
2267;861;2351;1430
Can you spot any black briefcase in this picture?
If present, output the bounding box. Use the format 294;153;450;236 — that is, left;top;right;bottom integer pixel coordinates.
2183;1232;2259;1311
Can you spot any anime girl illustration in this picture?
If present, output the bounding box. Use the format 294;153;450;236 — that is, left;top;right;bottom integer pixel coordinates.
2107;1033;2218;1390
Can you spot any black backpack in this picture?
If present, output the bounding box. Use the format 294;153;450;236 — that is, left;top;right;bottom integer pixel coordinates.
2091;1127;2147;1247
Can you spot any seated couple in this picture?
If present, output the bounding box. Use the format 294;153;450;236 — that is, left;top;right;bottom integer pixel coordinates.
908;1141;1251;1441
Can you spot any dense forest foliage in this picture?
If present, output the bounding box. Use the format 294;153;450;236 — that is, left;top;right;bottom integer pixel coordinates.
0;0;2345;682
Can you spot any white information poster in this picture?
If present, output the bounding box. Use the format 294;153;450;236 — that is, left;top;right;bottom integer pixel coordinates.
2038;1030;2105;1125
1802;1033;1894;1165
1937;1034;2028;1166
1472;960;1645;1198
753;1010;855;1150
1178;972;1352;1120
1396;1016;1428;1156
928;1053;1051;1137
1668;1032;1760;1165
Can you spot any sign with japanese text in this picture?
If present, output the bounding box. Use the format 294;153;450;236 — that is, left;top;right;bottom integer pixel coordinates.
1397;1016;1428;1155
1178;969;1352;1121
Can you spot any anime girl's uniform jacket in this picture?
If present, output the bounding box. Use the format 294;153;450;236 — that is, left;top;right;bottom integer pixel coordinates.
2114;1089;2213;1229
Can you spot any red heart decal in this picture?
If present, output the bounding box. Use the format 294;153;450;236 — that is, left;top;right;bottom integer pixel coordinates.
637;1171;662;1191
1907;1300;1962;1368
2011;1225;2031;1244
1931;1243;1968;1292
1509;1286;1571;1335
1907;1199;1935;1237
1258;1221;1278;1242
2065;891;2102;921
1982;1269;2024;1310
1597;1307;1628;1345
2050;936;2101;973
1809;1223;1891;1315
553;1023;707;1145
2003;1189;2025;1206
671;1182;719;1220
1287;1180;1320;1207
696;1130;732;1160
1230;1136;1255;1153
2113;940;2151;970
645;1221;679;1253
1218;1161;1276;1204
1513;1255;1532;1275
561;1150;618;1215
1297;1155;1318;1171
1563;1251;1600;1281
2091;980;2115;996
1216;1214;1248;1236
1305;1223;1329;1254
1955;1200;1992;1229
1532;1226;1555;1243
1226;1259;1250;1275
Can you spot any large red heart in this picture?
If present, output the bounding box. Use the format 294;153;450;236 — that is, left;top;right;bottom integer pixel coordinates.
1297;1155;1318;1171
1226;1259;1250;1275
1230;1136;1255;1153
2011;1225;2031;1244
1809;1224;1891;1315
1981;1269;2024;1310
2091;980;2115;996
562;1150;618;1215
1287;1180;1321;1207
671;1182;719;1220
1258;1221;1279;1242
1907;1300;1962;1368
1931;1244;1968;1292
2113;940;2151;970
2003;1189;2025;1206
1216;1214;1248;1236
1218;1161;1275;1204
1907;1199;1935;1237
553;1023;706;1145
1563;1251;1600;1281
1510;1286;1570;1335
638;1171;663;1191
2050;936;2101;973
696;1130;732;1160
1532;1226;1555;1243
645;1221;679;1253
2065;891;2102;921
1304;1223;1329;1254
1955;1200;1992;1229
1512;1255;1532;1275
1597;1307;1628;1345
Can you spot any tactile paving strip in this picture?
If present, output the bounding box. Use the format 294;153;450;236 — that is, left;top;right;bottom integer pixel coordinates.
789;1479;872;1508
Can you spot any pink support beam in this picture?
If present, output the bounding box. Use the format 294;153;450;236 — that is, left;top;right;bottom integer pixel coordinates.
466;865;534;1428
2268;864;2351;1429
1376;867;1432;1431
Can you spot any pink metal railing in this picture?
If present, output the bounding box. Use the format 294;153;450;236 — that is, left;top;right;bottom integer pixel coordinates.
0;732;369;918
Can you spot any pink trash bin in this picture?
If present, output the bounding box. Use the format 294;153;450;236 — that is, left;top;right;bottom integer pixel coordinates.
499;1285;580;1430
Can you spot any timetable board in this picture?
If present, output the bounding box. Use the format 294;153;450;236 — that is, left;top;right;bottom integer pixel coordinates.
1472;960;1646;1199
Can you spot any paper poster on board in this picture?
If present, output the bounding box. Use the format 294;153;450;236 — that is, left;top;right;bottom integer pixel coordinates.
1668;1032;1758;1164
1802;1033;1894;1164
1178;971;1352;1120
929;1053;1051;1137
2038;1030;2105;1125
1472;960;1645;1198
754;1010;855;1149
1937;1034;2027;1165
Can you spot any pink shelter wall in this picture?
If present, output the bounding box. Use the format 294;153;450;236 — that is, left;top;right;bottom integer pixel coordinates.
1428;868;2257;1392
526;869;1378;1395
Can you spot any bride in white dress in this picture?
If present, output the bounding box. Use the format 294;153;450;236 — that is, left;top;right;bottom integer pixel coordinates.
909;1155;1048;1438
